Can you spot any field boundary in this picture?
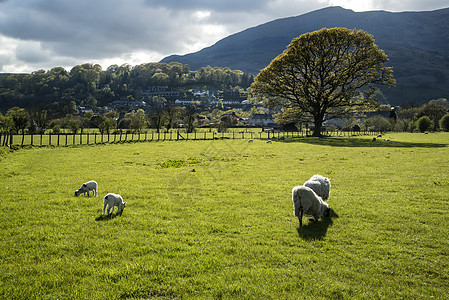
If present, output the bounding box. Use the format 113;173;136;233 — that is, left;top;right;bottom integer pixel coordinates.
0;130;380;147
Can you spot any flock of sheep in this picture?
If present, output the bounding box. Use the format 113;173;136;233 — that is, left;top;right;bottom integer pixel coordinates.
75;174;331;227
74;181;126;216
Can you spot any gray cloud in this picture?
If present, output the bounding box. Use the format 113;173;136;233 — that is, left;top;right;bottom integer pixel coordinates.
0;0;448;73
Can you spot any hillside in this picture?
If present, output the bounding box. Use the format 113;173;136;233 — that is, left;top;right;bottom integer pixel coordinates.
161;6;449;105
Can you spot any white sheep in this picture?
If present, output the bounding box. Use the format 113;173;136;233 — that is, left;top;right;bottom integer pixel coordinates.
304;174;331;201
75;180;97;197
103;193;127;216
267;140;272;143
292;185;330;227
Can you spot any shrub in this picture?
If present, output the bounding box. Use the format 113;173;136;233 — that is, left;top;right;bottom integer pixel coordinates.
364;116;391;132
52;124;61;134
416;116;432;132
439;113;449;132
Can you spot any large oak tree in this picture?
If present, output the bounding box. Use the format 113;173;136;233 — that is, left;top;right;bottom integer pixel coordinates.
252;27;395;136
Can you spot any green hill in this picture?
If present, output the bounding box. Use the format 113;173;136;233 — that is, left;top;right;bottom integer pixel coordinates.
161;6;449;105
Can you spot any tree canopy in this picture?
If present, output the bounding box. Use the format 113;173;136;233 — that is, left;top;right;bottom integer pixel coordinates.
252;27;395;136
0;62;254;112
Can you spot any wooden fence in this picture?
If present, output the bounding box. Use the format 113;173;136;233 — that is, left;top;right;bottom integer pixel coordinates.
0;129;380;148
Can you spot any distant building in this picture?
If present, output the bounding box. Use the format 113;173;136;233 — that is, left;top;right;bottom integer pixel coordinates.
141;86;182;98
248;114;275;127
110;100;146;107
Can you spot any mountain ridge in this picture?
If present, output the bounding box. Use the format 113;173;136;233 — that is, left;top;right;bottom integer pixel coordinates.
161;6;449;105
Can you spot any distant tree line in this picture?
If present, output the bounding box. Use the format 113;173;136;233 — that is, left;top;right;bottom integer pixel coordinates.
1;98;448;137
0;62;255;112
332;99;449;133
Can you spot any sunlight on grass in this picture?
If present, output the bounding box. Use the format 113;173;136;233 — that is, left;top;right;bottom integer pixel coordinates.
0;133;448;298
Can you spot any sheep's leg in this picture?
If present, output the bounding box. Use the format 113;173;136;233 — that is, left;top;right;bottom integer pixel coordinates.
103;202;107;215
299;209;303;228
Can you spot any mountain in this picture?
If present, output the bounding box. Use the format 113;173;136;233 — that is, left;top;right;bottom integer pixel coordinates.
161;6;449;106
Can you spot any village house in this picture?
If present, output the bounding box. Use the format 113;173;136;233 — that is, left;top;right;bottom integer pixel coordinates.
248;114;275;127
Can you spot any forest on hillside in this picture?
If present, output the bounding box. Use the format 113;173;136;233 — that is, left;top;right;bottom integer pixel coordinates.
0;62;255;112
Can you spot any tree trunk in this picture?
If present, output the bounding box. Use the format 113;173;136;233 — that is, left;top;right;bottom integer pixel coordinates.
312;117;323;137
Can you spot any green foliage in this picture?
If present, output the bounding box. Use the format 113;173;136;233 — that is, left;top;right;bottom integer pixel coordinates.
252;27;395;137
439;113;449;132
364;115;391;132
416;102;447;130
98;119;116;134
6;107;30;134
0;134;448;298
67;118;80;134
0;63;254;111
51;124;61;134
416;115;432;132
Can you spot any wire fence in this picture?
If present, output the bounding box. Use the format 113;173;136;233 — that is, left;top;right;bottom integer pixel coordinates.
0;129;381;148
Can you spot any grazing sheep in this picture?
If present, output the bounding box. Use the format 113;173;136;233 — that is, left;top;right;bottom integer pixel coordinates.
75;180;97;197
248;139;254;143
304;174;331;201
278;136;285;140
292;185;330;227
103;193;126;216
377;134;382;138
267;140;272;143
372;137;377;142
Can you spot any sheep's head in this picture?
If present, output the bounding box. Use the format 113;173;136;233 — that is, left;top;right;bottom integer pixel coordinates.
123;202;127;208
74;190;80;196
323;207;331;218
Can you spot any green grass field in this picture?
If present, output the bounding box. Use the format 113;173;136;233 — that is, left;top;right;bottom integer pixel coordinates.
1;133;448;299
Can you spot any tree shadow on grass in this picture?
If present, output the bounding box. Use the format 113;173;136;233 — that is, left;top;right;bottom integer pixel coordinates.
283;136;447;148
297;209;339;241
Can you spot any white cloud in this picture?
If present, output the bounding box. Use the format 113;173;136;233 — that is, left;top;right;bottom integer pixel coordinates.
0;0;448;73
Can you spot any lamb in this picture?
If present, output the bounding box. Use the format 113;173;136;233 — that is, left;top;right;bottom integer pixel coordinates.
103;193;127;216
74;180;97;197
304;174;331;201
292;185;330;227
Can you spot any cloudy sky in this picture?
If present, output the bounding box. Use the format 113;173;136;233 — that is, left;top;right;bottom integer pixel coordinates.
0;0;447;73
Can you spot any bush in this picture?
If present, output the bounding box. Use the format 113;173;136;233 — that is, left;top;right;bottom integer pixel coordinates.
440;113;449;132
52;124;61;134
416;116;432;132
364;116;391;132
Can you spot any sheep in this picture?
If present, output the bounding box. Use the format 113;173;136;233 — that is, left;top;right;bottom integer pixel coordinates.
304;174;331;201
372;137;377;142
377;134;382;138
248;139;254;143
103;193;127;216
292;185;330;227
267;140;272;143
74;180;97;197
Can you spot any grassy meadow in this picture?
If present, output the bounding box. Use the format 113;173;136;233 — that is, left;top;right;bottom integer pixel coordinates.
0;133;448;299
